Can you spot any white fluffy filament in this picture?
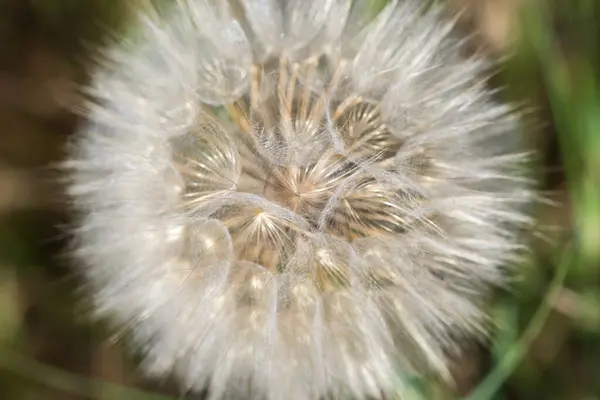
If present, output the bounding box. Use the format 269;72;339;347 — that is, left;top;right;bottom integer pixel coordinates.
67;1;535;399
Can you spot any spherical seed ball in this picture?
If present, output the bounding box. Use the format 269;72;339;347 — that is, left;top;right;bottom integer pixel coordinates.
67;1;535;399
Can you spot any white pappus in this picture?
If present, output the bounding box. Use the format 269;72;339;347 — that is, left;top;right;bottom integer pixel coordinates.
66;1;535;399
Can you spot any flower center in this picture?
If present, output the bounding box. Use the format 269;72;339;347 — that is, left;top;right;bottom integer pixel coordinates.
172;57;415;274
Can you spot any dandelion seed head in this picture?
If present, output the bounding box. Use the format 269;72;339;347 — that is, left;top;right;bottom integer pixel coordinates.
67;1;534;399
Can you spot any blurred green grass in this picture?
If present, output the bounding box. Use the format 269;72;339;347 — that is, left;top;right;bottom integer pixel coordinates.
0;0;599;399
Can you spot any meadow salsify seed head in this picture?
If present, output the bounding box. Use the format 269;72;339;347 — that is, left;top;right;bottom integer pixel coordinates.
66;0;535;398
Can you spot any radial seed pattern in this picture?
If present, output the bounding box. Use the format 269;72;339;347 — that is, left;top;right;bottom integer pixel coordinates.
67;1;534;399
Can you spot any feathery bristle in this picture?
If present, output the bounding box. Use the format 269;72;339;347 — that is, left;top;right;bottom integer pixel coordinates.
66;1;535;399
